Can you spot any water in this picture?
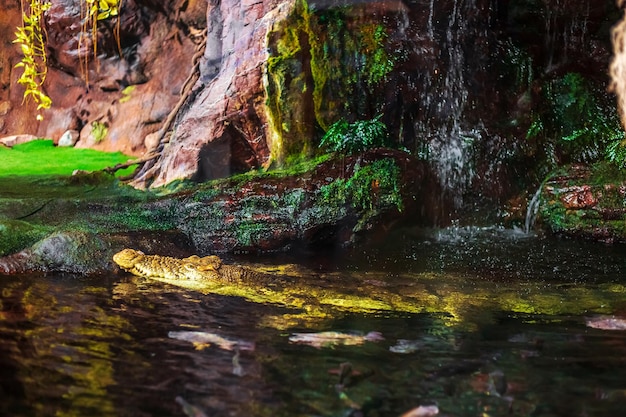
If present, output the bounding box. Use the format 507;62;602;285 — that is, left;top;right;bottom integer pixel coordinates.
1;228;626;416
524;185;543;234
416;0;481;208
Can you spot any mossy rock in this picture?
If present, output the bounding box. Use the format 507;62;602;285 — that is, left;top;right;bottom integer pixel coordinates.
0;220;51;257
538;163;626;243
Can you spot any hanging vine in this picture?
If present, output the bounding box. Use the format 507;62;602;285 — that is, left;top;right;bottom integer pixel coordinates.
13;0;52;120
13;0;122;119
80;0;122;82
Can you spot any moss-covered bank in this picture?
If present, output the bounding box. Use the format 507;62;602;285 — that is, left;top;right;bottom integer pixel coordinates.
0;149;431;275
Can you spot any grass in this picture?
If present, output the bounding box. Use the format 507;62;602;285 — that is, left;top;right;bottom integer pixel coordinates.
0;139;135;177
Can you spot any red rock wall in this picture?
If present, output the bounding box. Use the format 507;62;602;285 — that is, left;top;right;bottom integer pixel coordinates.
1;0;205;157
132;0;292;188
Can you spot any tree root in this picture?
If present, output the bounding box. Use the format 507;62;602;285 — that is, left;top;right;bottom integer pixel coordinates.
100;29;208;185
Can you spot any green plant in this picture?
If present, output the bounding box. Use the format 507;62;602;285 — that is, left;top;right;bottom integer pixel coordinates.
91;121;108;143
80;0;121;78
320;115;388;154
607;137;626;168
13;0;121;118
320;158;403;211
527;72;625;165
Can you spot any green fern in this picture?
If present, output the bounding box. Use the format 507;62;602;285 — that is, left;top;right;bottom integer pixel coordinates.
320;115;388;154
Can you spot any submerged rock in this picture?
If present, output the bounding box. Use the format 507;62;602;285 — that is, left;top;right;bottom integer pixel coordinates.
288;331;384;349
168;330;255;351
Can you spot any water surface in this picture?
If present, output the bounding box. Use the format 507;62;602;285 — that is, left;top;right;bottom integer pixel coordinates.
1;227;626;417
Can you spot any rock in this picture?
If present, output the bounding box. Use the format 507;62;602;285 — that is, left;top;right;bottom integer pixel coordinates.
0;101;11;116
0;0;201;157
586;315;626;330
0;134;37;148
0;149;433;273
132;0;285;188
57;129;79;147
28;231;111;274
144;131;160;153
177;149;430;254
0;229;196;276
400;405;439;417
538;163;626;243
558;185;597;209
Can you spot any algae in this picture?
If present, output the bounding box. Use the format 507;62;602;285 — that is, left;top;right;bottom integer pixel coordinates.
0;220;52;256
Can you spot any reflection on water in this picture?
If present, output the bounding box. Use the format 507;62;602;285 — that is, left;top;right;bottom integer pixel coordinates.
1;229;626;416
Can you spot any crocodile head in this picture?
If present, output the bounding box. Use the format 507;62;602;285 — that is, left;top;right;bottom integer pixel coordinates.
113;248;145;270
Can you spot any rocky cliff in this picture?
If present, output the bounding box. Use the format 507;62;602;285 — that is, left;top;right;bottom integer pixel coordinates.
1;0;205;156
1;0;621;213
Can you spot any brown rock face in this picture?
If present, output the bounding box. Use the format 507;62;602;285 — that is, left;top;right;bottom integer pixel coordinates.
2;0;203;156
132;0;290;188
1;0;618;207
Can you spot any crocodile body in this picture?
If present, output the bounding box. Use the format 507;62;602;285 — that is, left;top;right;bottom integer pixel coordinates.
113;248;276;285
112;249;423;327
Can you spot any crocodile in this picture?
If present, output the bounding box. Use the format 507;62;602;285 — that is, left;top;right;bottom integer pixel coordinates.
112;248;425;328
113;248;285;286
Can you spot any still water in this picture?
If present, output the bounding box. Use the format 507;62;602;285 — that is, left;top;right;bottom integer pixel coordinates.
1;226;626;417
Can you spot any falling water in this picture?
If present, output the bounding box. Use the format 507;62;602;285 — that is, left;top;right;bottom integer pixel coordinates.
427;0;435;38
419;0;479;208
524;185;543;234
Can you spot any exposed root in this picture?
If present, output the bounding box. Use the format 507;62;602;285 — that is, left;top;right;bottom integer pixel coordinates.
101;29;208;184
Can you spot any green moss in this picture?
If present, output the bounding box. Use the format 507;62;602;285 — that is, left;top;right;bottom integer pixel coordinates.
119;85;135;103
265;0;398;163
0;139;135;177
235;221;268;247
91;121;108;143
0;220;52;256
104;203;178;232
191;153;331;192
590;161;626;185
353;23;395;88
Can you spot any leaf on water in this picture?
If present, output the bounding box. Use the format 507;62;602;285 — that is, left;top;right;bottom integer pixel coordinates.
400;405;439;417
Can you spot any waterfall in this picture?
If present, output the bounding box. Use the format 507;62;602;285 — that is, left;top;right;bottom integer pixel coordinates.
524;185;543;234
419;0;479;208
427;0;435;38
